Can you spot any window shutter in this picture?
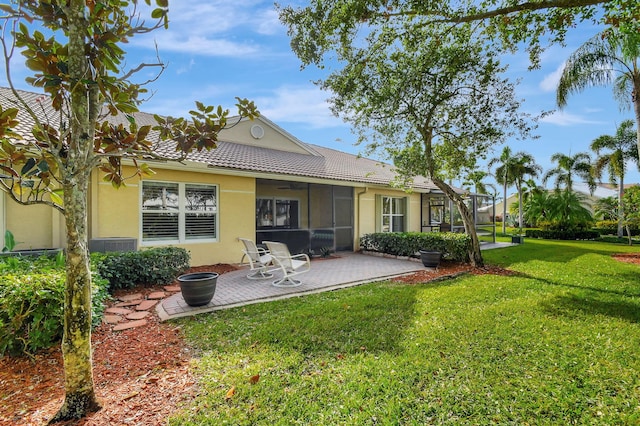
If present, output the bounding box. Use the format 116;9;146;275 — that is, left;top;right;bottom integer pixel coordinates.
375;195;382;233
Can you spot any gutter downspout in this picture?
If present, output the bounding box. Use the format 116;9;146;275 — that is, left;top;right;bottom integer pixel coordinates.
355;187;368;251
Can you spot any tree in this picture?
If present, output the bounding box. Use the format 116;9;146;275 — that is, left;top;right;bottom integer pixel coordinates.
547;189;594;229
594;196;619;220
591;119;639;236
557;30;640;163
462;170;491;195
279;0;639;70
489;148;540;233
0;1;257;422
622;185;640;245
523;188;552;227
543;151;595;193
306;22;532;267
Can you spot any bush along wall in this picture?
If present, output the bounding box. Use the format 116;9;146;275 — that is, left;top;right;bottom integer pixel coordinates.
360;232;471;262
93;246;190;291
0;256;110;356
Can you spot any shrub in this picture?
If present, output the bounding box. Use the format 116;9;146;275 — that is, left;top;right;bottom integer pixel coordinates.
593;220;640;236
94;246;190;291
525;229;600;240
0;256;110;356
360;232;470;262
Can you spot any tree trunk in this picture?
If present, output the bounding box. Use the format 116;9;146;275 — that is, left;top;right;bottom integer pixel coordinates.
432;177;484;267
50;1;101;422
618;174;624;238
502;181;507;234
633;76;640;165
50;176;101;423
517;181;523;231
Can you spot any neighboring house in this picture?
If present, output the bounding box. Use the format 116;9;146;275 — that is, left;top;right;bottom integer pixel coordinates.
0;88;494;265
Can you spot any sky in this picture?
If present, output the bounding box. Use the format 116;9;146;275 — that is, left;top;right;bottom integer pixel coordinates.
2;0;639;195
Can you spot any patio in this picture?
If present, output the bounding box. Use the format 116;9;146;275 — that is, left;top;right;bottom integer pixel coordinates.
157;242;513;321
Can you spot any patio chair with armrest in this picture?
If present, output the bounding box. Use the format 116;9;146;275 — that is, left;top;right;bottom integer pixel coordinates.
264;241;311;287
239;238;274;279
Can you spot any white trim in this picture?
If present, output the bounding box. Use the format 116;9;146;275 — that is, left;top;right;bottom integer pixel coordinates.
140;180;219;245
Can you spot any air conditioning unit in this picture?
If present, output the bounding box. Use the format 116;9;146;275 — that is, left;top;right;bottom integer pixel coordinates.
89;238;138;253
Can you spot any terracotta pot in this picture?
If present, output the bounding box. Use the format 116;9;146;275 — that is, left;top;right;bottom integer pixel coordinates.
419;250;441;268
178;272;218;307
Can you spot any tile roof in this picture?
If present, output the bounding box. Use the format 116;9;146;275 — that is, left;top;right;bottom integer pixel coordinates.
0;87;439;192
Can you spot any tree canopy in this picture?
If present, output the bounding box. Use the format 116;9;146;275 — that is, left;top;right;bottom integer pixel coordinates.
279;0;639;69
0;1;257;421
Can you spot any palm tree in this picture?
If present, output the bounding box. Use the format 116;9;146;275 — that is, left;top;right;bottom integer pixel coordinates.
462;170;490;195
591;119;639;237
489;147;540;233
543;152;595;193
557;30;640;163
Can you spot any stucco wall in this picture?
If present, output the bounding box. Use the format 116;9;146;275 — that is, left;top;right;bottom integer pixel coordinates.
4;198;63;250
356;188;422;241
92;166;256;266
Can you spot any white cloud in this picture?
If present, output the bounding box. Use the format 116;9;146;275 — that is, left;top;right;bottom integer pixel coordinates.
539;62;565;93
539;110;605;126
255;86;346;128
135;32;260;57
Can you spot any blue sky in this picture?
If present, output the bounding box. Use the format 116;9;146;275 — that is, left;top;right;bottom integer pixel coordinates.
2;1;639;193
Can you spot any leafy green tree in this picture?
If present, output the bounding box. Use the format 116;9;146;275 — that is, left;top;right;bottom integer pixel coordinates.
0;1;257;421
489;148;540;233
557;31;640;161
591;119;639;236
279;0;639;69
594;196;619;221
543;152;595;193
296;22;532;266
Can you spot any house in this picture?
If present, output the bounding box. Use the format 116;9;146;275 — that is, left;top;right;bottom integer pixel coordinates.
0;88;495;265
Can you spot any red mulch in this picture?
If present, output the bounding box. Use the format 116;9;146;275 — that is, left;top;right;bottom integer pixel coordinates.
0;264;237;426
612;253;640;265
0;260;523;425
391;260;517;284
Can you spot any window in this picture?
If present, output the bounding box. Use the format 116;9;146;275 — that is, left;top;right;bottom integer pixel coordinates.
141;181;217;243
256;198;299;229
381;196;405;232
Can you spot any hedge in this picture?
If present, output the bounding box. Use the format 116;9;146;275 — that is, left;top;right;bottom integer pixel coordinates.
0;256;109;356
360;232;470;262
525;229;600;240
93;246;190;291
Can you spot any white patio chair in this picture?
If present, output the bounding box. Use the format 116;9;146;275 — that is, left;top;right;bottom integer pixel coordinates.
239;238;274;280
264;241;311;287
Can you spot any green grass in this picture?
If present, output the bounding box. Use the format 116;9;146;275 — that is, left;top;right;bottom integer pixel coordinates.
170;240;640;425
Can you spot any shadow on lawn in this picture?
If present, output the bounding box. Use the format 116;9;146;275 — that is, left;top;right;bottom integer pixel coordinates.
484;239;627;268
542;293;640;323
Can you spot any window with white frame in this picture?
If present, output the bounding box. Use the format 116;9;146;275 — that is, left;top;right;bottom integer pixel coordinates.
141;181;217;243
381;196;406;232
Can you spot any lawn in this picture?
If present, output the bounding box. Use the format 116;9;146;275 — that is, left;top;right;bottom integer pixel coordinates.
169;239;640;425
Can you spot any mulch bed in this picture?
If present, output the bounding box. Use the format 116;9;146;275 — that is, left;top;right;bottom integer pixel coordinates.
0;264;236;426
612;252;640;265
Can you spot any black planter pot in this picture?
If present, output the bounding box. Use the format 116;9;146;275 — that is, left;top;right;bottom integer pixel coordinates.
511;235;525;244
419;250;442;268
178;272;219;307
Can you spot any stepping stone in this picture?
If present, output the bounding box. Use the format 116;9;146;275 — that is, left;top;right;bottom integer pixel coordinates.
119;293;143;302
136;300;158;311
113;319;148;331
148;291;166;300
105;307;134;315
115;300;143;307
126;311;151;320
164;285;180;292
103;314;123;324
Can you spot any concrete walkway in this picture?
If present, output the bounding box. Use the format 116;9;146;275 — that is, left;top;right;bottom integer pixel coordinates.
157;242;514;321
